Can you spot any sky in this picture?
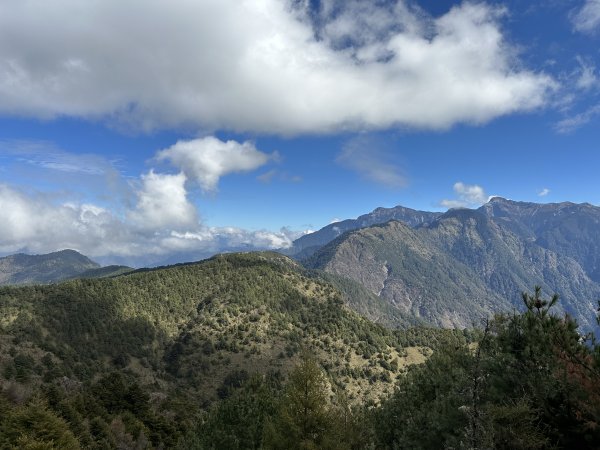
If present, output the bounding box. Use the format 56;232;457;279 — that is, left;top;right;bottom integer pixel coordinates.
0;0;599;266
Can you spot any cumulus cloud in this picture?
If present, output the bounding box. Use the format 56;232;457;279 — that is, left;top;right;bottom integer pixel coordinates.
128;171;198;231
336;136;407;188
156;137;272;192
572;0;600;33
0;184;135;257
0;0;554;134
0;182;301;267
440;182;489;208
0;135;306;265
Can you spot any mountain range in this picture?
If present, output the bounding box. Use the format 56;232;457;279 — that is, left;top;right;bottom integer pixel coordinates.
298;197;600;332
2;198;599;332
287;205;442;259
2;199;600;447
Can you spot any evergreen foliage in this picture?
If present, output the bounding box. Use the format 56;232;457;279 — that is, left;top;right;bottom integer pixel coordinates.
374;286;600;449
2;251;599;449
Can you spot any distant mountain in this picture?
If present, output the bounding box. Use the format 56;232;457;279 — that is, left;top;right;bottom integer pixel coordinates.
0;249;101;285
287;205;442;258
305;198;600;332
481;197;600;282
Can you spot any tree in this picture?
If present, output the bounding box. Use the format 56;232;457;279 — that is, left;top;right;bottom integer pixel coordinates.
264;353;336;450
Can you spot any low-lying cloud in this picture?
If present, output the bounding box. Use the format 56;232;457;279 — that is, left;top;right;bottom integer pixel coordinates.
0;136;302;266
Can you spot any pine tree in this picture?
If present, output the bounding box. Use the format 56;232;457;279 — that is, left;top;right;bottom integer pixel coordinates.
264;352;334;450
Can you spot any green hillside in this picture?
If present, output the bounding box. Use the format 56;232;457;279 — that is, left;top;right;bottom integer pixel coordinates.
0;252;467;448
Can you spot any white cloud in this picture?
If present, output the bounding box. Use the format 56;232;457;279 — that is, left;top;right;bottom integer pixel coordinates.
0;182;303;266
440;182;488;208
555;103;600;133
572;0;600;33
257;169;278;184
538;188;550;197
553;57;600;133
128;171;198;231
0;184;136;257
0;0;554;134
336;136;407;188
157;137;271;192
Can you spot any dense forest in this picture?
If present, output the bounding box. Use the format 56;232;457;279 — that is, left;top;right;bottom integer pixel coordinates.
1;253;599;448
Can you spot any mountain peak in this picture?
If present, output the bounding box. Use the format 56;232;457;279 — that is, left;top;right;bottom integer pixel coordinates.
0;249;100;285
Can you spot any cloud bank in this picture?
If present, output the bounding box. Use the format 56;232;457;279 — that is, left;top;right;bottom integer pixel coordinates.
0;0;554;134
0;137;302;266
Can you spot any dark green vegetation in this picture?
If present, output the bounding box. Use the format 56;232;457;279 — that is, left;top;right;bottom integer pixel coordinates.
0;252;469;448
374;287;600;449
0;249;133;286
68;265;135;280
304;198;600;332
2;250;599;448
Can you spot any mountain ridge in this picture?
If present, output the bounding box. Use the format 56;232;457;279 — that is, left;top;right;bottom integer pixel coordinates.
0;249;133;285
304;198;600;332
287;204;442;258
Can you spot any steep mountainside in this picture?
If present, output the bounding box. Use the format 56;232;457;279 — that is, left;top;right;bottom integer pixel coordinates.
288;205;441;258
481;197;600;282
0;249;101;285
306;203;600;331
306;221;512;328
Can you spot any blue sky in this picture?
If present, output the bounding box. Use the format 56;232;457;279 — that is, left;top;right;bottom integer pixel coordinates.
0;0;599;266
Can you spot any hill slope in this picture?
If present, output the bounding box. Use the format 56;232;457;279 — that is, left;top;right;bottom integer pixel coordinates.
0;249;100;285
0;252;466;447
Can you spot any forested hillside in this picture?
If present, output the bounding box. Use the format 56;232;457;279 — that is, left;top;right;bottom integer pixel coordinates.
0;252;468;448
